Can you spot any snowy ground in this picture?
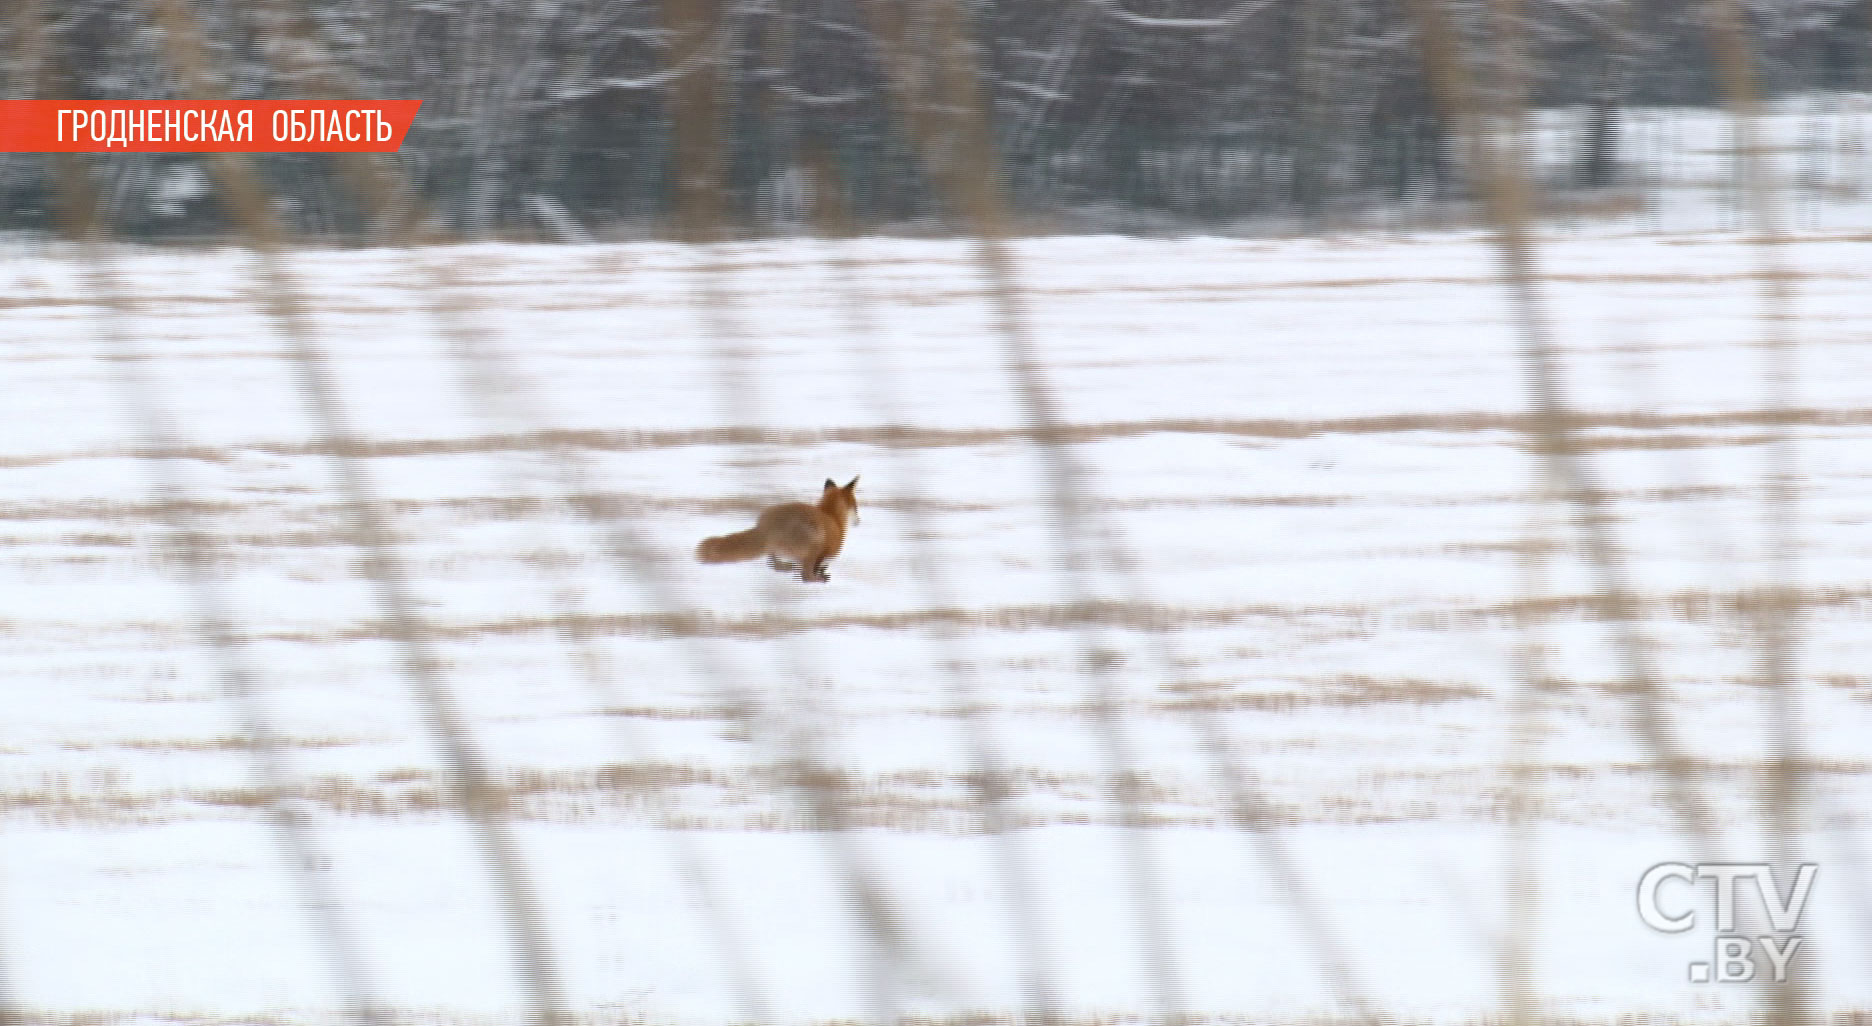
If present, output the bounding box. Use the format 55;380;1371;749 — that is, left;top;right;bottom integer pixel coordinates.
1;226;1871;1025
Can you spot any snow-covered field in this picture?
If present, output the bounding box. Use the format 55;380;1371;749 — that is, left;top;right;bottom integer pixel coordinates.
2;226;1871;1025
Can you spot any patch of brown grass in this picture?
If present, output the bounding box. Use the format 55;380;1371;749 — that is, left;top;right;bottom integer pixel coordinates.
6;406;1872;472
1161;675;1488;713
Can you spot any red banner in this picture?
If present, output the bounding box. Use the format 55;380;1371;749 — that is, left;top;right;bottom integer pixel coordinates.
0;101;422;153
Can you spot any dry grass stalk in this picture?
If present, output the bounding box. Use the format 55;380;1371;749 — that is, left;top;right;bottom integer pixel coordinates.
1701;1;1816;1022
142;2;573;1022
13;3;386;1023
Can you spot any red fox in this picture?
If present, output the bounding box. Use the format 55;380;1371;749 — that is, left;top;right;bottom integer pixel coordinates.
696;477;860;583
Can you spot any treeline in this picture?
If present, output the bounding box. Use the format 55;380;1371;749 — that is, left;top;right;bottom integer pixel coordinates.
2;0;1866;239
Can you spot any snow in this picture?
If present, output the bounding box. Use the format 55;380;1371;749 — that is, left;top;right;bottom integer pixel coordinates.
1;224;1870;1025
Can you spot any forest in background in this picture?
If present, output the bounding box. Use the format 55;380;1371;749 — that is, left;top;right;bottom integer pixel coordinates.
2;0;1868;239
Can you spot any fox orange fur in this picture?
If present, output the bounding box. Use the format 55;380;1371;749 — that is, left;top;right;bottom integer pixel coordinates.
696;477;860;583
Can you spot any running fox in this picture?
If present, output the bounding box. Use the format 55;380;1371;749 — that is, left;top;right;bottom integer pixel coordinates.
696;477;860;583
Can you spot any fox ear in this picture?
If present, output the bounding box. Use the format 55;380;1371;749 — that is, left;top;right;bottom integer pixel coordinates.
845;476;859;492
823;478;837;491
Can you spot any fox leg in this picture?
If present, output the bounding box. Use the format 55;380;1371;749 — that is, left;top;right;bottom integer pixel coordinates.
795;552;830;583
768;554;796;574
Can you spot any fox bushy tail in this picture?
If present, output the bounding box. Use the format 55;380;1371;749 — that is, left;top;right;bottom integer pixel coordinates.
696;528;766;563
